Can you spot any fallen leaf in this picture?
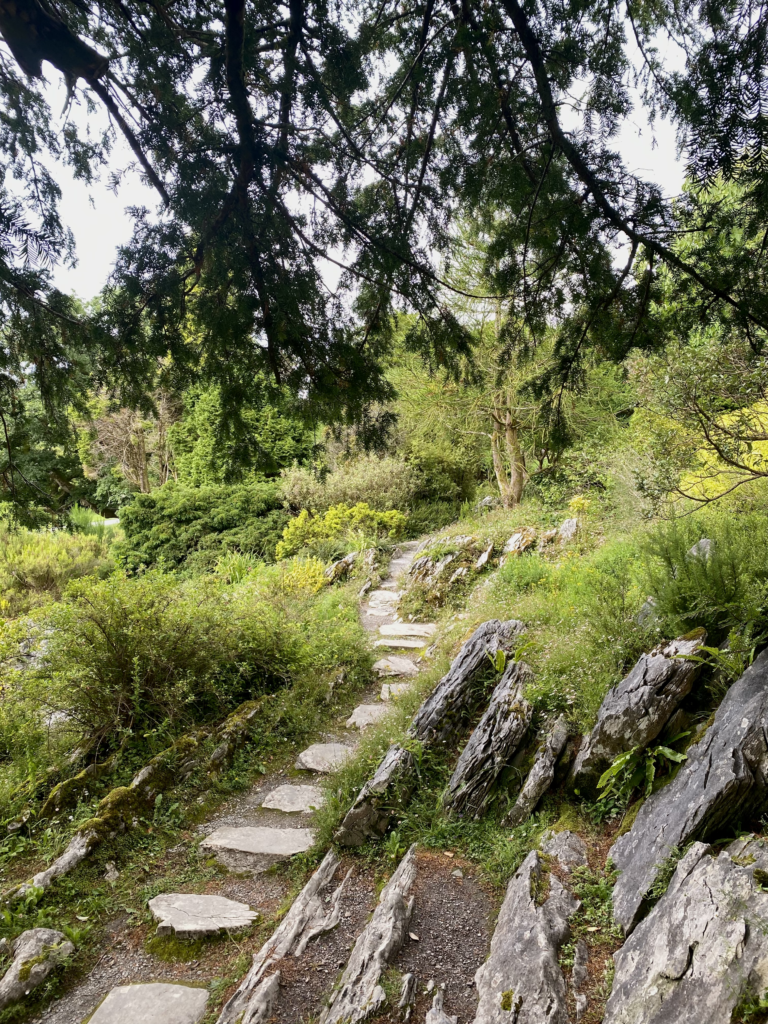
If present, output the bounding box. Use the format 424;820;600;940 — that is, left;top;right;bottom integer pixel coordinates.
409;933;419;941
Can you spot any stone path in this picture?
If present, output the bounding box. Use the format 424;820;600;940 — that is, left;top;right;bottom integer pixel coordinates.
27;539;440;1024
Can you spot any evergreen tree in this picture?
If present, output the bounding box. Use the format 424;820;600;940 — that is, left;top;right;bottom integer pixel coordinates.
1;0;766;486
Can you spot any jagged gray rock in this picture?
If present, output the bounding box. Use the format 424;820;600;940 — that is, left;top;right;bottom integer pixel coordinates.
502;529;537;555
687;538;712;560
0;929;74;1011
320;845;417;1024
426;988;457;1024
610;647;768;935
557;518;579;543
325;551;357;582
571;633;706;795
237;972;281;1024
336;620;524;845
571;939;589;1022
473;850;577;1024
540;830;588;872
399;973;417;1020
474;543;494;570
444;662;533;818
506;715;569;827
604;839;768;1023
217;850;346;1023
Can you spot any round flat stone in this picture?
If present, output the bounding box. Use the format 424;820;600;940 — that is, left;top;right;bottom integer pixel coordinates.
89;983;209;1024
295;743;355;772
379;623;437;637
261;784;325;813
381;682;412;701
148;893;257;937
373;656;419;677
200;826;315;873
346;704;389;730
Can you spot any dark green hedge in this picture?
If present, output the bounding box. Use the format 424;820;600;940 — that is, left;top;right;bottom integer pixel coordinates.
118;482;289;571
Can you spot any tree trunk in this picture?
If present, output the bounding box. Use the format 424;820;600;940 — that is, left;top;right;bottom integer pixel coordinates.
503;411;528;505
490;408;528;508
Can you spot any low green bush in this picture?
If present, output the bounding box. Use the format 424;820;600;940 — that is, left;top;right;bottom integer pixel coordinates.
275;502;407;560
280;455;419;512
118;481;289;572
0;565;370;784
0;527;115;619
643;513;768;643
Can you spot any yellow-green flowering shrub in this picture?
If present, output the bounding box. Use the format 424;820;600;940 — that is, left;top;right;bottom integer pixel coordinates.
276;502;407;560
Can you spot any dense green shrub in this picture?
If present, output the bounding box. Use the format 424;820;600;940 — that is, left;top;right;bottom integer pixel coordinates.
2;565;370;763
280;455;419;513
118;482;289;571
0;527;115;619
644;513;768;643
275;502;407;560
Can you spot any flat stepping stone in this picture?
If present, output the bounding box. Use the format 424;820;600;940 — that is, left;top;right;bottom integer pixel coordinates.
381;682;412;701
379;623;436;638
373;655;419;677
89;983;208;1024
296;742;355;772
346;704;389;730
365;608;392;617
374;638;428;649
262;784;325;813
367;590;400;605
200;826;315;873
148;893;257;936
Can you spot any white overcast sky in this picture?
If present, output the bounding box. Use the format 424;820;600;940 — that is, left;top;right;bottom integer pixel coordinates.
47;62;686;301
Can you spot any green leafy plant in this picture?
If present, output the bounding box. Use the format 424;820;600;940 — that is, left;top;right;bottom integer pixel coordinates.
486;649;507;674
596;739;689;815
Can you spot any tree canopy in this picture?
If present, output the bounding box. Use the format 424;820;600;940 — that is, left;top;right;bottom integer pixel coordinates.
1;0;767;473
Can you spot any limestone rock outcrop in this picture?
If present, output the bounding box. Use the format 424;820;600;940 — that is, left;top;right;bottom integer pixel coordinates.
610;647;768;934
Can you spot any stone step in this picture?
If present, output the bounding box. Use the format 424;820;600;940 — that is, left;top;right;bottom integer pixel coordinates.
89;983;209;1024
379;623;437;638
200;826;315;873
296;742;355;773
367;590;401;605
346;704;389;730
261;784;325;813
374;638;428;649
365;608;393;618
381;682;412;701
148;893;258;937
373;655;419;677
